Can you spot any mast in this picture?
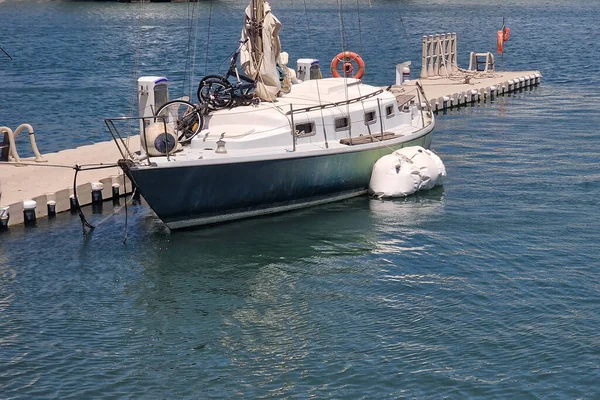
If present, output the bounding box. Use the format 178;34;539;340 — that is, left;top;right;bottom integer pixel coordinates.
250;0;264;76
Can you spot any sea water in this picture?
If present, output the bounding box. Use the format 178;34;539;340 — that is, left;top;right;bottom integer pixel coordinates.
1;0;599;398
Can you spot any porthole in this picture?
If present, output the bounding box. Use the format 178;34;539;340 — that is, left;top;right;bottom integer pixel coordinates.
385;104;395;117
295;122;315;137
364;111;376;125
335;117;349;131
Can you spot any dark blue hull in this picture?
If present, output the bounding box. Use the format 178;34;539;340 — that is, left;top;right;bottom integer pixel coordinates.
128;131;433;229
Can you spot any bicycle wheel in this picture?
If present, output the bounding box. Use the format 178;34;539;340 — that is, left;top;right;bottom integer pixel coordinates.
155;100;204;142
197;75;233;110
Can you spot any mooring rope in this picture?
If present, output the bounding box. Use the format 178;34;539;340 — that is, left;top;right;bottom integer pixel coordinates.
72;165;95;237
0;161;119;170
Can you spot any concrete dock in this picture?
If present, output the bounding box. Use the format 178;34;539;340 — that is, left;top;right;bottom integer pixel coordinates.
409;70;542;112
0;137;138;226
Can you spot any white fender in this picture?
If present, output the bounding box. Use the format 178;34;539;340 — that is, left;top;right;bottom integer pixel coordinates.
141;122;178;157
369;153;421;198
422;148;446;186
394;146;441;190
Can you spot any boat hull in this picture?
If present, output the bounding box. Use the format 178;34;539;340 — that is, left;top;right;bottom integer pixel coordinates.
127;129;433;229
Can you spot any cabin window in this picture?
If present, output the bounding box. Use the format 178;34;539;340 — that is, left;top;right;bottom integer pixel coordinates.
385;104;395;118
295;122;315;137
335;117;349;131
364;110;377;125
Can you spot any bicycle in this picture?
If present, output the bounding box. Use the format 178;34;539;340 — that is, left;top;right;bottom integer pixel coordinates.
197;39;257;110
155;100;207;143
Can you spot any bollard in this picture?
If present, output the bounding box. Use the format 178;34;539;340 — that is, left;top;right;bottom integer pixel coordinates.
47;200;56;218
70;195;78;214
0;206;9;230
91;182;103;205
112;183;121;205
470;89;478;103
23;200;37;226
442;96;450;109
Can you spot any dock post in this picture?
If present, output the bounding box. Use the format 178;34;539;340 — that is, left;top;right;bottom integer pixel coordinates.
470;89;478;103
47;200;56;218
70;195;78;214
0;206;9;229
112;183;121;205
481;88;488;102
23;200;37;226
91;182;103;205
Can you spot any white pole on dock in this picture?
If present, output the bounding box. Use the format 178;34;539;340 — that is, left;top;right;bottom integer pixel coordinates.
433;34;440;76
427;35;435;77
452;33;458;72
420;36;428;79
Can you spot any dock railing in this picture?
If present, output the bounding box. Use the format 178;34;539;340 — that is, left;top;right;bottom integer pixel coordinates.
420;33;458;79
0;124;47;164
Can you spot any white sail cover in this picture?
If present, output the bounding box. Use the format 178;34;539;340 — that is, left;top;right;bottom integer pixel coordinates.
240;0;282;102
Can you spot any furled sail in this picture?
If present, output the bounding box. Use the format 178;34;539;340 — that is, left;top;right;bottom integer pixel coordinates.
240;0;282;102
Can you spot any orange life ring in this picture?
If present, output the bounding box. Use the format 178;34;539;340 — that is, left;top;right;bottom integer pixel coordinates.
497;30;504;54
503;27;510;42
331;51;365;79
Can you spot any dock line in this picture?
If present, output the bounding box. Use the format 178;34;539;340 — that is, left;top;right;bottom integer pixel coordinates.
0;161;118;170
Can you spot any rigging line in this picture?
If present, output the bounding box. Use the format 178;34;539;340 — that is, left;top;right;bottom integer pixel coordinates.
313;79;330;149
302;0;315;56
394;2;410;42
183;2;195;99
355;0;363;54
130;0;145;117
351;0;368;139
190;2;202;100
0;44;12;60
122;175;129;245
290;0;296;46
336;0;347;51
335;0;352;140
204;0;213;76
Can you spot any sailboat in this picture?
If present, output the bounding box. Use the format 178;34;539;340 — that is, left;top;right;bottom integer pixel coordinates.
106;0;435;230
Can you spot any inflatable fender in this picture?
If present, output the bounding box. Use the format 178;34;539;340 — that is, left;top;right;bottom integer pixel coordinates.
422;149;446;186
141;122;179;157
369;153;422;198
394;146;440;190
